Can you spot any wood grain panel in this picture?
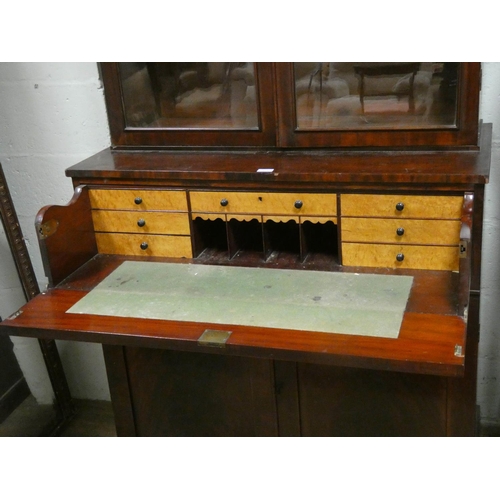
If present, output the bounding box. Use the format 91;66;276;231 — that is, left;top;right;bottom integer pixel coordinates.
92;210;191;235
124;347;278;437
298;363;447;436
190;191;337;216
342;243;459;271
342;218;461;245
89;189;188;211
341;194;463;219
95;233;193;258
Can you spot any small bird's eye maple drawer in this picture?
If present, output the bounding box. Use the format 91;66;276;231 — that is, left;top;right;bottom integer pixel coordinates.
94;233;193;258
341;194;463;219
189;191;337;216
92;211;191;235
341;218;461;245
89;189;189;211
342;243;459;271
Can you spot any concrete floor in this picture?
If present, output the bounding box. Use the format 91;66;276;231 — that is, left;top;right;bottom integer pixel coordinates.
1;394;498;437
0;395;116;437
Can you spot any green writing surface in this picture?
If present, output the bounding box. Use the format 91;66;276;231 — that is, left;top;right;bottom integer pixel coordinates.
67;261;413;338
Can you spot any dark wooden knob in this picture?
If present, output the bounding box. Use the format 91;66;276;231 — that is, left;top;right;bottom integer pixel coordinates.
396;202;404;212
137;219;146;227
140;242;148;250
396;227;405;236
220;198;229;207
134;197;143;205
294;200;303;209
396;253;404;262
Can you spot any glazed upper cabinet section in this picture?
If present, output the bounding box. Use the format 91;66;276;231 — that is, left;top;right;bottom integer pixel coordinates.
100;62;480;149
100;62;277;148
275;62;480;148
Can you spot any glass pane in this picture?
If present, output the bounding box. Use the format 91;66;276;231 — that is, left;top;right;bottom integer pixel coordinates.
119;63;259;129
294;63;459;130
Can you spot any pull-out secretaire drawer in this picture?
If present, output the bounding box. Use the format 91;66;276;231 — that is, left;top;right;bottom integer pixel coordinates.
342;243;459;271
89;189;189;211
190;191;337;216
341;194;463;219
95;233;193;258
341;218;461;245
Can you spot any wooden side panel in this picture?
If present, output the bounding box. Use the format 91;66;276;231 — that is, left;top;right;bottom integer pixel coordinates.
342;242;459;271
190;191;337;216
123;347;278;437
89;189;188;211
297;363;447;436
341;194;463;219
342;218;461;245
447;294;480;436
36;186;98;286
95;233;193;258
92;210;191;235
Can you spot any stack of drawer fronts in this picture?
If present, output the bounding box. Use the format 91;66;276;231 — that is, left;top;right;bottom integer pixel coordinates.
88;189;463;271
89;189;193;258
341;194;463;271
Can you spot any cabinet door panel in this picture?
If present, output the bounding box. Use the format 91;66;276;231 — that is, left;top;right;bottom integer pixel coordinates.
298;363;447;436
101;62;277;148
123;347;278;437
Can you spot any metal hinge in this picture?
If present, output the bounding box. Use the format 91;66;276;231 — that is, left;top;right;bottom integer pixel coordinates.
36;219;59;239
7;309;23;320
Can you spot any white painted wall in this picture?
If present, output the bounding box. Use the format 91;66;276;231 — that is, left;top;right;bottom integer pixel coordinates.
477;62;500;425
0;62;499;425
0;63;111;402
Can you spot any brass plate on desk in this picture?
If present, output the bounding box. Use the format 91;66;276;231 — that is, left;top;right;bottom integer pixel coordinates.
198;329;232;347
66;261;413;339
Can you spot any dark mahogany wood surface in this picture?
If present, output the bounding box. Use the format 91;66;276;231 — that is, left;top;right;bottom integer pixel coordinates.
36;185;98;287
0;255;466;377
66;124;491;188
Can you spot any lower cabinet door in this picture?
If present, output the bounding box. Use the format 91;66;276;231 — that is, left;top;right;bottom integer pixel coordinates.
297;363;448;437
110;347;278;437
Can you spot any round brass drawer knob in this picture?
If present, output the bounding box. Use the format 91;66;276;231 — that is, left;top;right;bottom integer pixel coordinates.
140;242;149;250
396;227;405;236
220;198;229;207
294;200;303;209
396;253;405;262
134;197;143;205
396;202;405;212
137;219;146;227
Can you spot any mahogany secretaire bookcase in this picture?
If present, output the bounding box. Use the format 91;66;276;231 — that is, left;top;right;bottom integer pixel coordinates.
0;62;491;436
